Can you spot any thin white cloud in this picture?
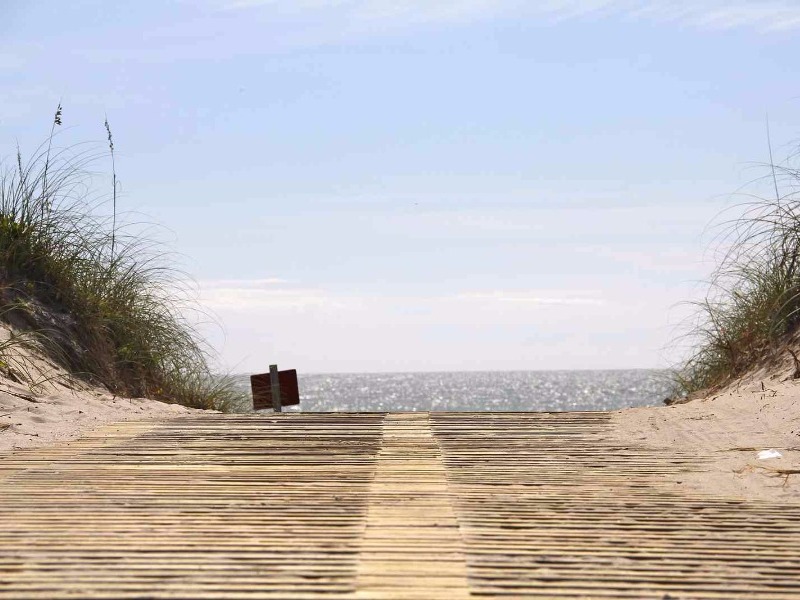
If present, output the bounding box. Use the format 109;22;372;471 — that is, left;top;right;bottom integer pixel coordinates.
201;286;347;311
200;279;606;313
199;280;685;371
456;291;605;306
214;0;800;32
200;277;289;289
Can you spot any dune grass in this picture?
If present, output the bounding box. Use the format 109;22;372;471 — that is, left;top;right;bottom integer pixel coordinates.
675;143;800;396
0;117;246;411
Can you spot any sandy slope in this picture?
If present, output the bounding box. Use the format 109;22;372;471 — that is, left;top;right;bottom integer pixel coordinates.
0;379;206;452
0;324;211;452
612;368;800;501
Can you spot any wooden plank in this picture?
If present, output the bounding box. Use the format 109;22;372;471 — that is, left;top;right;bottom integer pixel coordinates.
354;413;470;598
0;411;798;598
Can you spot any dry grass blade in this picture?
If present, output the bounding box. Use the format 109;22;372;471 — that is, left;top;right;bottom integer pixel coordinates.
673;138;800;396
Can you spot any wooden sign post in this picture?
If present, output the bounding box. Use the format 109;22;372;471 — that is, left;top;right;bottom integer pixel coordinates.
251;366;300;412
269;364;281;412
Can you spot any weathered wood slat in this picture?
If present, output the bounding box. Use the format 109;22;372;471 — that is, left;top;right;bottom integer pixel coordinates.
0;414;383;599
0;411;798;597
430;412;800;598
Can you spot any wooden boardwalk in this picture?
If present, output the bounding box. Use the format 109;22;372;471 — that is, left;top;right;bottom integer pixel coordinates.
1;412;799;598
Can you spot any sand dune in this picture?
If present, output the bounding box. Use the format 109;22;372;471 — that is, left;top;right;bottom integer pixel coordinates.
612;367;800;501
0;324;211;452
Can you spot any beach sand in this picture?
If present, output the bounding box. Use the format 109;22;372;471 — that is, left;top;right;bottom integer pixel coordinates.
612;367;800;501
0;378;207;452
0;324;212;452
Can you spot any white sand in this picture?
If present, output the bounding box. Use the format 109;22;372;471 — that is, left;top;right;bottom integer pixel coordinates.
0;379;206;452
612;368;800;501
0;324;211;452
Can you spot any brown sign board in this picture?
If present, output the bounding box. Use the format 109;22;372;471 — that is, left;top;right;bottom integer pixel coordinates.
251;369;300;410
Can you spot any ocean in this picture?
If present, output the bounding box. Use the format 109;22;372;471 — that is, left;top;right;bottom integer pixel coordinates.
244;370;672;412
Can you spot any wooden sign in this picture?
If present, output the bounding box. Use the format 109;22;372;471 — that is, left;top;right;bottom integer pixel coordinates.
251;368;300;411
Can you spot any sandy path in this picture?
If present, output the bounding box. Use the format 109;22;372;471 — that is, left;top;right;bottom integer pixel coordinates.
612;374;800;501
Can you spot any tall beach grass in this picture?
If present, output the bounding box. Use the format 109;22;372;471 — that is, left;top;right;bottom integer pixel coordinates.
0;114;245;411
675;140;800;395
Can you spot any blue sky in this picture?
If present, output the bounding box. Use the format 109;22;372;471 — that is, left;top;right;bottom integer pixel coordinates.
2;1;800;372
